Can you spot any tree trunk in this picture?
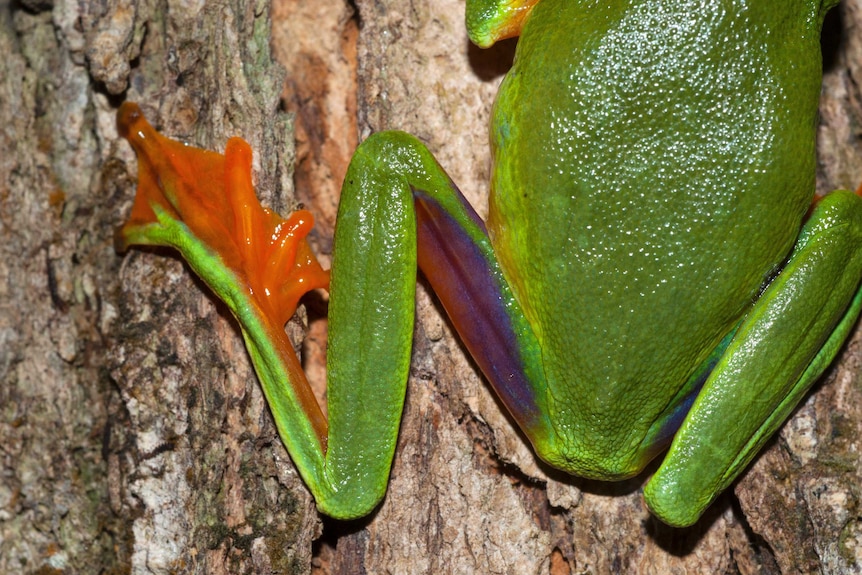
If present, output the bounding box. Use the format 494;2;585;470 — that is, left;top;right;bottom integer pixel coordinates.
2;0;861;573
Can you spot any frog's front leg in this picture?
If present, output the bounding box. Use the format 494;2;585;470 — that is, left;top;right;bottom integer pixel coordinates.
645;190;862;527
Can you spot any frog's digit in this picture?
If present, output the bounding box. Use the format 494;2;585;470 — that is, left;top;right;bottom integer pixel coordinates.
466;0;540;47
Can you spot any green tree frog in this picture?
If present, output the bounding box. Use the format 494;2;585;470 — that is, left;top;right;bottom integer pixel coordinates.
116;0;862;527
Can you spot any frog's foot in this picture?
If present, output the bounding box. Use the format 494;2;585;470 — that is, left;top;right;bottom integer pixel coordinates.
117;102;330;325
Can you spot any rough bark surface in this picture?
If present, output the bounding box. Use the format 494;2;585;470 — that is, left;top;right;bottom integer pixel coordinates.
1;1;316;573
1;0;861;574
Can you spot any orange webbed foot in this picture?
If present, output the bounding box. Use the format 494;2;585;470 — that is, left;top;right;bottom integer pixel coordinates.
117;102;330;326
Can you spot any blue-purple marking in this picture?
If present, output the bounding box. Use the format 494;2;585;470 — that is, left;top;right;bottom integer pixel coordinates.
413;186;544;434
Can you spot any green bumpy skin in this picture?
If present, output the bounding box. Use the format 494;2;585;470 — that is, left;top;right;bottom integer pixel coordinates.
118;0;862;527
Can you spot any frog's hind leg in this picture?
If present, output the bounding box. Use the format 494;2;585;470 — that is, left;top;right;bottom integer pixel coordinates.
320;131;553;517
644;189;862;527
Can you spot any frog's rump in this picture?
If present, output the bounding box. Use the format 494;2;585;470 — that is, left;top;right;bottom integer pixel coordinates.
484;0;827;477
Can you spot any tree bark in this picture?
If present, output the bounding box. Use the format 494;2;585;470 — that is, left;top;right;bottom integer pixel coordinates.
1;1;316;573
2;0;861;574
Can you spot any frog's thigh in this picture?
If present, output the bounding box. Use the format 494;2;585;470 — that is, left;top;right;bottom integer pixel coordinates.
644;190;862;527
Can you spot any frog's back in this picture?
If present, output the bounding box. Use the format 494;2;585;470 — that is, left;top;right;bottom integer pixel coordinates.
487;0;827;476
